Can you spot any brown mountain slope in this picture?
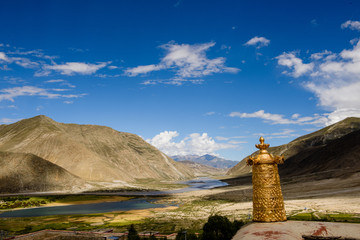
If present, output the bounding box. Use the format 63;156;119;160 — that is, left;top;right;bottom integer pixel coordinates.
0;115;193;182
279;129;360;179
0;151;86;193
227;117;360;177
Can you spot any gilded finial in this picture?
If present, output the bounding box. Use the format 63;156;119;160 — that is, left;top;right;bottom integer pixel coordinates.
255;136;270;151
249;136;287;222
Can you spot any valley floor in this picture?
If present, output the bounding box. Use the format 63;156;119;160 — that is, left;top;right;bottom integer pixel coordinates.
1;175;359;237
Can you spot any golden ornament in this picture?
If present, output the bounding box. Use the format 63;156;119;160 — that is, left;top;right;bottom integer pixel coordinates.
247;136;287;222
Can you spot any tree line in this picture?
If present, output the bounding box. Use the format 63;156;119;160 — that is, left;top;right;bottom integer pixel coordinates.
127;214;245;240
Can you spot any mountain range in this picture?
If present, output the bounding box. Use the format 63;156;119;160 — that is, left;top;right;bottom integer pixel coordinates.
177;160;227;177
0;115;193;193
2;115;360;194
172;154;238;169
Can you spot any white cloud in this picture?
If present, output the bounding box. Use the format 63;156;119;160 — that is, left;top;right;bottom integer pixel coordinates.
7;49;57;60
230;110;292;124
3;76;26;85
0;50;47;69
125;42;240;84
125;64;164;76
276;52;314;77
141;78;204;86
45;79;64;83
310;50;333;60
108;65;119;69
45;79;76;88
1;45;107;77
244;36;270;49
205;111;216;116
146;131;237;156
311;19;319;26
291;113;300;119
229;110;325;125
215;136;247;141
0;52;10;62
228;140;247;144
45;62;108;75
0;86;86;102
350;38;359;45
278;39;360;125
341;20;360;31
253;129;298;139
11;57;39;69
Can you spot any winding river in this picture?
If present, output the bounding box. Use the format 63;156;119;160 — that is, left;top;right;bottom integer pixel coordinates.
0;178;228;218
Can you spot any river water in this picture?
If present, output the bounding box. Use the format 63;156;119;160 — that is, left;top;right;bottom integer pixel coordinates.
0;177;227;218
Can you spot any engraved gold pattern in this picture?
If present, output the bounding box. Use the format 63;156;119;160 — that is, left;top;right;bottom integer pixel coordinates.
247;137;287;222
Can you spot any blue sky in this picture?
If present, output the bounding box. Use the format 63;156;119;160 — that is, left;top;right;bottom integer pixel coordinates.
1;0;360;161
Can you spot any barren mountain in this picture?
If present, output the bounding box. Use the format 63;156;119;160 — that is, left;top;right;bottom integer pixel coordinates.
227;117;360;178
0;151;86;193
172;154;237;169
0;115;193;183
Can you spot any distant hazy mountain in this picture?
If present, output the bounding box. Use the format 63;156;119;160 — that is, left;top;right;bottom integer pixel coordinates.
227;117;360;180
0;115;193;188
178;160;227;177
172;154;238;169
0;151;86;193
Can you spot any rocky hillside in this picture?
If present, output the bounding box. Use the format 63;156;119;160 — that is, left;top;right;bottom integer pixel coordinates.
279;128;360;179
172;154;238;169
0;151;86;193
227;117;360;178
0;115;193;184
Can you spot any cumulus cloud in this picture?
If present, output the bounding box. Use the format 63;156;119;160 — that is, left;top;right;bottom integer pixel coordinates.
277;37;360;125
341;20;360;31
229;110;325;125
0;86;86;102
45;62;108;75
125;42;239;84
146;131;237;156
276;52;314;77
244;36;270;49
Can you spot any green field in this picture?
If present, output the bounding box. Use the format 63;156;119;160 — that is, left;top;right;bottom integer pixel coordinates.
0;195;131;210
288;211;360;223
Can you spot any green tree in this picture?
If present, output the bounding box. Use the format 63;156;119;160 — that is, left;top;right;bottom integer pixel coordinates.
176;229;198;240
201;215;244;240
175;229;187;240
187;232;199;240
128;224;140;240
231;220;245;235
148;235;157;240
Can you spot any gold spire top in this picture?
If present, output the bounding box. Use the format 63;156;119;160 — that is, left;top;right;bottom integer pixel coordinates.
255;136;270;151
